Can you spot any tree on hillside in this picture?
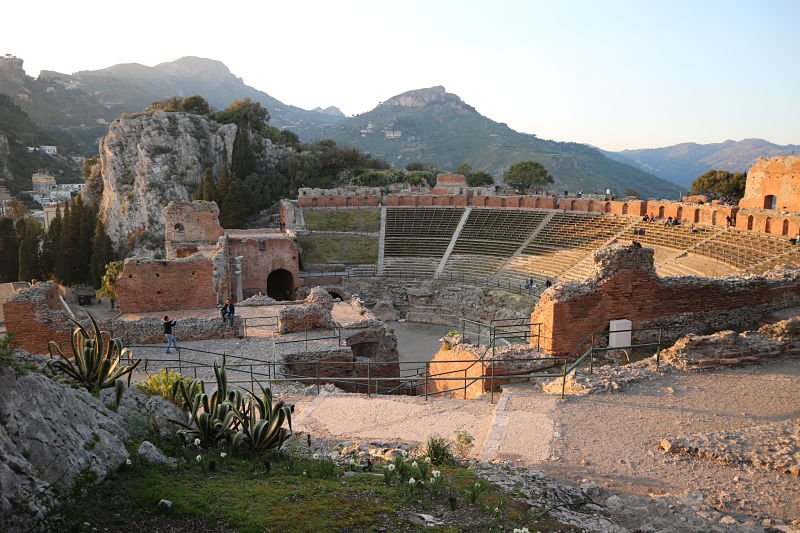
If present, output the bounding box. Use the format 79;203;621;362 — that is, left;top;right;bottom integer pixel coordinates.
180;95;211;116
0;218;19;282
41;206;62;278
232;126;257;179
624;188;641;198
503;160;554;191
17;218;43;282
457;162;472;176
690;170;747;203
466;171;495;187
90;221;115;288
214;98;270;134
195;167;218;202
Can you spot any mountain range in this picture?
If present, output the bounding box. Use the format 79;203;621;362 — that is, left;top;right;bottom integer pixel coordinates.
606;139;800;188
0;55;793;198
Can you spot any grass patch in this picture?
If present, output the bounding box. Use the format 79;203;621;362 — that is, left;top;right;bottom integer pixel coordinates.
299;234;378;264
303;209;380;232
54;443;573;532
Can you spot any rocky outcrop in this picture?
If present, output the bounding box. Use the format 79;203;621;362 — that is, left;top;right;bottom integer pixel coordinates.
0;367;128;530
97;110;290;256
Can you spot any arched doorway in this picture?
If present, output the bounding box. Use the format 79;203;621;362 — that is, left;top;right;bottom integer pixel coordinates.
569;200;576;210
622;203;628;215
658;206;665;218
747;215;754;230
764;195;777;210
604;202;611;213
712;211;718;225
693;209;701;223
676;207;683;221
783;219;790;236
765;218;772;234
267;269;294;301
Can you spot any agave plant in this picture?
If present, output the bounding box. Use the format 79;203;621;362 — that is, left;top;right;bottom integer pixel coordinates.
229;384;293;453
48;312;141;394
172;356;243;447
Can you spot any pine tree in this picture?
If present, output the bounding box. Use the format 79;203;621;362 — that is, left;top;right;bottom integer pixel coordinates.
0;217;18;282
17;218;43;282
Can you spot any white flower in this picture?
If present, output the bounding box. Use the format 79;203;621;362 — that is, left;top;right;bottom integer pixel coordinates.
313;453;320;460
303;470;308;476
349;458;356;465
220;452;227;458
194;438;201;446
474;482;481;488
387;464;396;471
424;457;431;464
430;477;436;483
195;455;202;463
412;461;418;468
432;470;441;478
513;529;530;533
125;458;132;465
400;450;408;457
493;507;499;513
408;477;416;485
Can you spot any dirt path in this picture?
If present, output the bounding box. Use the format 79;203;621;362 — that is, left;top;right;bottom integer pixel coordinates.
540;358;800;523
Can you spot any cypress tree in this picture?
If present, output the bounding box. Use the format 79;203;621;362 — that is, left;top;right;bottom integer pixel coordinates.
77;200;96;284
17;219;42;282
90;221;115;288
41;206;62;279
231;125;256;179
0;217;18;282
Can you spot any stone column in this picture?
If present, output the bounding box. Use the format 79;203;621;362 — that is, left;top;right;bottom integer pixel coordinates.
234;256;243;302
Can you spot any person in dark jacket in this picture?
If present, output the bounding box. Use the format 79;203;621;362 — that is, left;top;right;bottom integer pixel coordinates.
221;299;235;327
163;316;177;353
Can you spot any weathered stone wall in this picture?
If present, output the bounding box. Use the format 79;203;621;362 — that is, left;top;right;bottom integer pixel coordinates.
107;315;241;345
3;283;71;353
530;244;800;356
116;255;216;313
283;348;400;393
278;303;335;333
735;208;800;236
297;187;381;208
164;200;224;259
227;235;300;296
739;155;800;211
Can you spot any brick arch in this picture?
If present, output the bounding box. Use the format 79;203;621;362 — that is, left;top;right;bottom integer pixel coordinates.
765;217;772;234
604;202;611;213
658;206;665;218
783;219;790;236
676;207;683;221
621;203;628;215
693;209;701;223
712;210;718;225
747;215;754;230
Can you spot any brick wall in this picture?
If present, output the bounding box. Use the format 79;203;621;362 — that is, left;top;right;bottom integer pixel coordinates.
3;283;71;354
228;236;300;294
283;348;400;393
531;245;800;356
739;156;800;211
116;256;217;313
164;201;224;244
736;209;800;236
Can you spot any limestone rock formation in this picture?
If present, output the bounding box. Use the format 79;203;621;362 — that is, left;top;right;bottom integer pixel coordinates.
0;366;129;530
96;110;290;256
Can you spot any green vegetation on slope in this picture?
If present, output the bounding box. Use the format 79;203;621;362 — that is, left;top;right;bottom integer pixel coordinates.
303;208;380;232
299;234;378;264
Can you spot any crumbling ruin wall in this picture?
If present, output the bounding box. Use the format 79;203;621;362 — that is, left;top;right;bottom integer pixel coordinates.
297;187;381;208
739;155;800;211
163;200;224;259
531;244;800;356
278;303;335;333
116;255;216;313
227;235;300;297
107;315;241;345
283;347;400;393
3;283;71;353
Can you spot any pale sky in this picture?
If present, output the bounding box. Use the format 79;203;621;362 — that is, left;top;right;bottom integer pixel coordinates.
3;0;798;150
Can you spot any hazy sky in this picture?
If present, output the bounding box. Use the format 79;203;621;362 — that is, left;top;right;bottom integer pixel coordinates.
3;0;798;150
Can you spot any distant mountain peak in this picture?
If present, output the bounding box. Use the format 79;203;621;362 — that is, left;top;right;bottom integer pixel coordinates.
382;85;464;108
311;106;345;117
154;56;235;79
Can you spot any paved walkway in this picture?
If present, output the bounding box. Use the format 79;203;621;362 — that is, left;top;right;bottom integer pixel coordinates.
292;384;557;463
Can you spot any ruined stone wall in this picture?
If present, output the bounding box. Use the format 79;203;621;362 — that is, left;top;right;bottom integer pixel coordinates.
739;156;800;211
297;187;381;208
283;348;400;393
530;244;800;356
107;315;241;345
228;236;300;295
116;256;216;313
3;283;71;353
735;208;800;236
164;200;224;245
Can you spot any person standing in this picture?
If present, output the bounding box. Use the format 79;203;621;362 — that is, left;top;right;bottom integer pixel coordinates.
163;316;177;353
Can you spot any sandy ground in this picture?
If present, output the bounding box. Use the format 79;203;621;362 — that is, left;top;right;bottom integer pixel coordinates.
293;392;497;455
540;358;800;523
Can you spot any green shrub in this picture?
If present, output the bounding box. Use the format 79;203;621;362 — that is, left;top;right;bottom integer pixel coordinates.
136;369;198;406
423;434;454;465
454;430;475;457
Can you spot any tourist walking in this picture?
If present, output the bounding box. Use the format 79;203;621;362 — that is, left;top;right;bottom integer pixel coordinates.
163;316;177;353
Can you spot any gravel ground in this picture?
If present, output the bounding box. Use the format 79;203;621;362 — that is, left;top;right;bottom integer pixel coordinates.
540;357;800;525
